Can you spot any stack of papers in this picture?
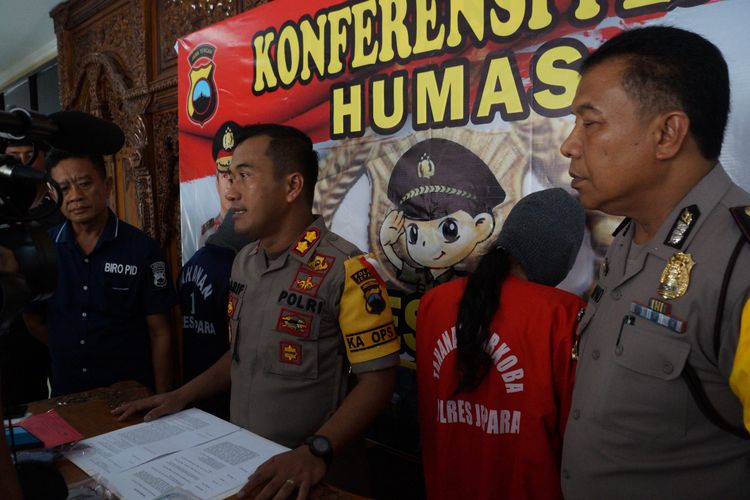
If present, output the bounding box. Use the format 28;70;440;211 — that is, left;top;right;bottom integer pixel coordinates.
64;408;288;500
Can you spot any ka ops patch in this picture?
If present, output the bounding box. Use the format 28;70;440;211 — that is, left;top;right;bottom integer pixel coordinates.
339;255;400;364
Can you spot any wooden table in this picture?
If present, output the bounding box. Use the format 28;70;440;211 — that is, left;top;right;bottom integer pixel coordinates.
27;381;363;499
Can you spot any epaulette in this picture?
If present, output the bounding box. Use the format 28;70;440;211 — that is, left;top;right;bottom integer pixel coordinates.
611;217;632;237
730;206;750;246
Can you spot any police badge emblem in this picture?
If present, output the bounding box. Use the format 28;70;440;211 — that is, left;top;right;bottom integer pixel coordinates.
186;44;219;126
150;261;168;288
658;252;695;300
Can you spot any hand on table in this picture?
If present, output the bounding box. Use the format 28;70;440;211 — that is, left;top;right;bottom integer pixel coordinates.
237;446;326;500
110;390;186;422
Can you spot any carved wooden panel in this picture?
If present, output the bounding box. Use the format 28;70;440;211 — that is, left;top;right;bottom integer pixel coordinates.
152;109;180;246
155;0;240;78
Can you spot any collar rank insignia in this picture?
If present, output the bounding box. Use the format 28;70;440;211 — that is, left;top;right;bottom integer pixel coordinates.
658;252;695;300
665;205;700;249
293;228;320;257
279;341;302;364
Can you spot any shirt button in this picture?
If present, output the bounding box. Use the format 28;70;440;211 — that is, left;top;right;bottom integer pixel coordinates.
80;339;86;345
82;312;87;318
611;289;622;300
592;349;600;360
83;285;88;291
663;362;674;374
562;469;570;480
81;368;87;373
615;345;624;356
84;258;90;263
572;409;580;420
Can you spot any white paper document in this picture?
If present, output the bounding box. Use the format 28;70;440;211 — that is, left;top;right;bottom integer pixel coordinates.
64;408;287;499
65;408;240;475
102;430;287;500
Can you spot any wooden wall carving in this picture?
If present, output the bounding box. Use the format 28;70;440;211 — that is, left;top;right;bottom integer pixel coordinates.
52;0;274;256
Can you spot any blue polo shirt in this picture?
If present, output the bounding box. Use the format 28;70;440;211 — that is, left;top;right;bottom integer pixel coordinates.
46;209;177;396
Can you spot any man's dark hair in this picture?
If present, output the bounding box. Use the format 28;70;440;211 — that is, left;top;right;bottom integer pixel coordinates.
582;26;729;160
45;149;107;179
233;124;319;203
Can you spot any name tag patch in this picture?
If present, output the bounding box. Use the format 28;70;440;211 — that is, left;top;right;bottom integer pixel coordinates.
104;262;138;275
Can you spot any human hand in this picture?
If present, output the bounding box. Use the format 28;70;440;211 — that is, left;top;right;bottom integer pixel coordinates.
110;390;187;422
236;446;326;500
379;209;405;247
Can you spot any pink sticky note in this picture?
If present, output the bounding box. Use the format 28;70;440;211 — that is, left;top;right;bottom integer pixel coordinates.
18;410;85;448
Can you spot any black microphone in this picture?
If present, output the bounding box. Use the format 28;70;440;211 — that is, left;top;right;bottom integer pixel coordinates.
47;110;125;155
0;162;47;183
0;108;125;155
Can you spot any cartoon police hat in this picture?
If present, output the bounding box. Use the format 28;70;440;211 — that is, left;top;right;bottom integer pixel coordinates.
212;120;241;172
387;138;506;220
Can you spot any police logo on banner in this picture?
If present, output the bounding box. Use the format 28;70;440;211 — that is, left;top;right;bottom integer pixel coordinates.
150;261;168;288
187;44;219;126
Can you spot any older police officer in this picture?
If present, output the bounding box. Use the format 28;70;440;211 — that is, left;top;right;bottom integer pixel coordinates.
560;27;750;499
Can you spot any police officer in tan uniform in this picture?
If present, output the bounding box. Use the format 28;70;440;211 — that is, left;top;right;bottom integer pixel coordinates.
197;120;241;249
115;124;400;500
559;27;750;499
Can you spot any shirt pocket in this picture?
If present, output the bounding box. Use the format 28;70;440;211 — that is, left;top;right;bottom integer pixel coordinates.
599;319;691;440
102;276;139;316
262;309;322;380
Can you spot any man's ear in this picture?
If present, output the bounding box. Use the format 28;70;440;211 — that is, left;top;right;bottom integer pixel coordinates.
654;111;690;161
473;212;495;243
286;171;305;203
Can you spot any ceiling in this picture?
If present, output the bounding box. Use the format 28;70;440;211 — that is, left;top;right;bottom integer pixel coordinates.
0;0;62;91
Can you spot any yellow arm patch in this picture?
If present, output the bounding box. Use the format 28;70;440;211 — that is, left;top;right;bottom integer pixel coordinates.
339;255;400;364
729;297;750;432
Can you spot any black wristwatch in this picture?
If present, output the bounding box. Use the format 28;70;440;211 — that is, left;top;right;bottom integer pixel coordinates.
304;435;333;465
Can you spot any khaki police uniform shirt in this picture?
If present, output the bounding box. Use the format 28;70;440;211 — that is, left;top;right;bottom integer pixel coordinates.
228;217;401;449
562;165;750;499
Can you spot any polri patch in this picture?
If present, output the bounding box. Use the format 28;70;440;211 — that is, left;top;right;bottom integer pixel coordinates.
349;257;387;315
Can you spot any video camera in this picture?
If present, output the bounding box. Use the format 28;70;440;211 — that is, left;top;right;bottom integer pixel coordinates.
0;107;124;328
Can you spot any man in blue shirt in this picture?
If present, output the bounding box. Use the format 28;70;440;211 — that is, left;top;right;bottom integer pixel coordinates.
179;209;252;418
26;150;177;396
